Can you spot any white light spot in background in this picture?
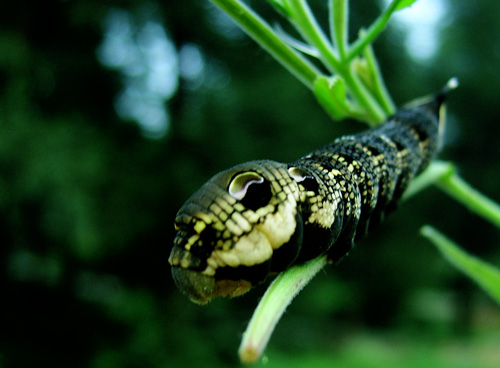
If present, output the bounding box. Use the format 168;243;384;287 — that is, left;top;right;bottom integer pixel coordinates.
179;43;205;89
97;9;178;139
383;0;448;62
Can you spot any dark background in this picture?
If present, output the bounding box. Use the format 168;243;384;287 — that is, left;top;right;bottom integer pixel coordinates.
1;1;499;367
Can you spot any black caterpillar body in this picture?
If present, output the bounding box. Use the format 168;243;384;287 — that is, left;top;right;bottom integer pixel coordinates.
169;92;448;304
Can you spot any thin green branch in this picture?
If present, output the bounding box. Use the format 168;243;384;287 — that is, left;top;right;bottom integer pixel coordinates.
239;255;328;364
287;0;341;72
361;40;396;115
437;170;500;230
287;0;386;123
343;64;387;124
421;226;500;305
347;0;403;61
210;0;323;90
404;161;500;230
403;161;454;200
330;0;349;60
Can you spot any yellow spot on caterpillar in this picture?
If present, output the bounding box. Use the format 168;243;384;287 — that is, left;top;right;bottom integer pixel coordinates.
213;221;225;232
180;257;191;269
194;221;206;234
277;192;287;201
219;211;228;222
216;197;233;214
271;181;282;193
195;212;212;225
234;203;245;212
225;218;243;236
185;234;199;251
256;204;274;217
231;211;251;233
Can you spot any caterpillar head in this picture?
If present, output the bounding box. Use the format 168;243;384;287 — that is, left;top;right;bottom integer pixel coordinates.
168;161;303;304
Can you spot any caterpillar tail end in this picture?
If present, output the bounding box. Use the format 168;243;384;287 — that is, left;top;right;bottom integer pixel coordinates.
436;77;459;104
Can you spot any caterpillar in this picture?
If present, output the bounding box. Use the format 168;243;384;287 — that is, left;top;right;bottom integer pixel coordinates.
169;82;455;305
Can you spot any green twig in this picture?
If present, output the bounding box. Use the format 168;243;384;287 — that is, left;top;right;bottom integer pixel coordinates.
360;40;396;115
347;0;404;61
287;0;341;72
403;161;454;200
437;170;500;230
287;0;387;123
421;226;500;305
330;0;349;60
238;255;328;364
404;160;500;230
210;0;322;89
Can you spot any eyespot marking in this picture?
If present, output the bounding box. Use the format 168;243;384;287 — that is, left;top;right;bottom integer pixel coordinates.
288;166;310;182
288;166;319;193
228;172;264;200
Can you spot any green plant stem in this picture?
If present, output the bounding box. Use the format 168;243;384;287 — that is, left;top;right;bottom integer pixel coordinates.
362;40;396;114
437;171;500;230
403;161;454;200
342;65;387;124
287;0;341;72
210;0;322;90
404;161;500;230
421;225;500;305
330;0;349;60
287;0;386;123
347;0;402;61
238;255;328;364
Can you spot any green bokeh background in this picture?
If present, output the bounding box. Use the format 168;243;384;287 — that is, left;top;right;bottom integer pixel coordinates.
1;1;499;367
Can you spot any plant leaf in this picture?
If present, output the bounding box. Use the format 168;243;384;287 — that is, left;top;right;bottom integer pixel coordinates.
421;225;500;306
313;76;351;120
394;0;419;11
267;0;292;18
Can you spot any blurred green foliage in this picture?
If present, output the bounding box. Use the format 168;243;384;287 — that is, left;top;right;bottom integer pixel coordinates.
1;0;500;367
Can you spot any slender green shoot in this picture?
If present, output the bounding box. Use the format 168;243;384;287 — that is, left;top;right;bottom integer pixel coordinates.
421;226;500;305
405;161;500;230
285;0;387;123
405;159;500;225
347;0;418;61
210;0;323;89
286;0;341;72
357;37;396;114
403;160;454;200
239;255;328;364
437;170;500;230
330;0;349;60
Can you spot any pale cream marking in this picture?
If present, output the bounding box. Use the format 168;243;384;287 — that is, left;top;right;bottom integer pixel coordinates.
202;228;274;275
242;210;260;224
184;234;199;251
256;194;297;250
255;204;274;218
194;221;206;234
212;221;225;232
308;199;339;228
225;218;243;237
234;203;245;212
231;211;252;233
